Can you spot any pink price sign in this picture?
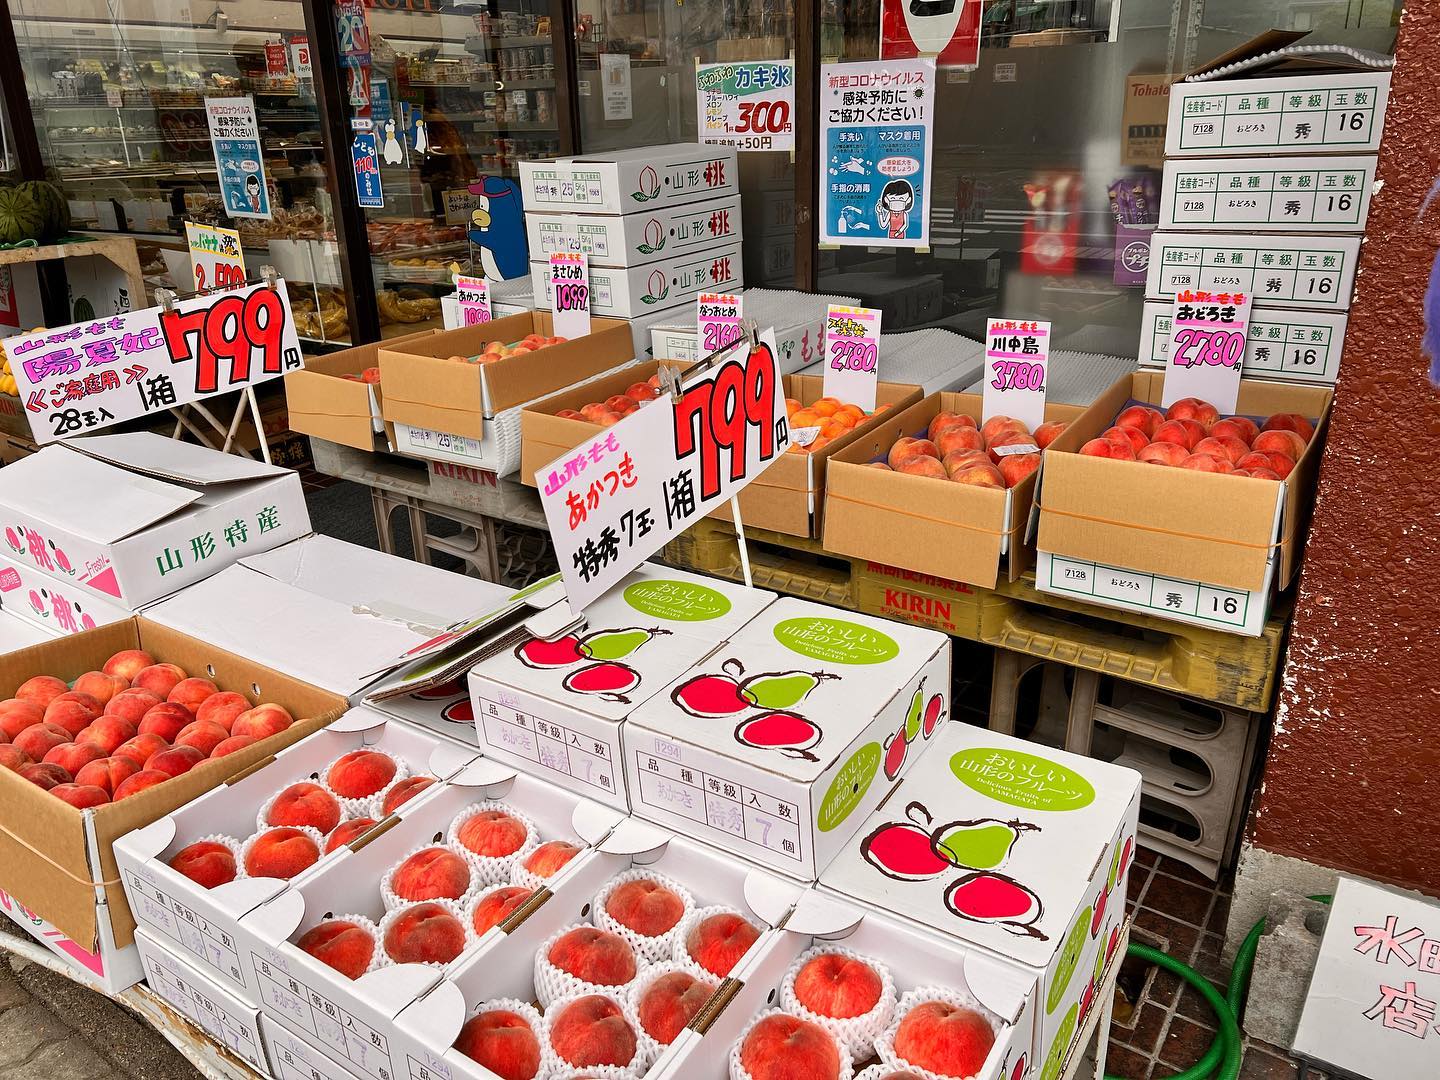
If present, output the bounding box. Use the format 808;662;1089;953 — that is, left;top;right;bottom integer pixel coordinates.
697;292;743;353
549;251;591;340
454;274;492;326
983;317;1051;432
1161;288;1252;414
822;304;882;411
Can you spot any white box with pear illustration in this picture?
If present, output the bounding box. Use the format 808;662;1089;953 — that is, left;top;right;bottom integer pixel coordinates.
466;564;776;812
817;724;1140;1080
623;597;951;881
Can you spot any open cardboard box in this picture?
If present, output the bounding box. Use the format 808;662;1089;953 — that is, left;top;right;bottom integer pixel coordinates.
824;393;1087;589
1034;371;1332;632
285;330;440;452
0;617;346;993
378;312;635;443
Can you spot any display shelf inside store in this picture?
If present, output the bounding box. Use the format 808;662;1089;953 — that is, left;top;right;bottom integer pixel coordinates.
465;34;553;53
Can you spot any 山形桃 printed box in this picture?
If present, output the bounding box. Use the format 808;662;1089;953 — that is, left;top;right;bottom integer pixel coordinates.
530;243;744;319
519;144;739;215
0;550;133;635
525;195;743;268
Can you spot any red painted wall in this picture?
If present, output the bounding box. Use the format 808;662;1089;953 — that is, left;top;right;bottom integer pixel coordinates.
1248;7;1440;893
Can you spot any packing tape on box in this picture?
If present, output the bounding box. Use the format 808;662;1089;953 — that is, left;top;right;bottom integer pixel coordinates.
0;821;122;887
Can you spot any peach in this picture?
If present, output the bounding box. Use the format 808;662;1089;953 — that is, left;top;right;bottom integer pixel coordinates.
132;664;188;699
246;826;321;880
740;1014;841;1080
580;403;613;422
456;809;528;858
472;886;532;936
1165;397;1219;429
168;678;218;712
1136;441;1189;467
103;649;155;682
298;919;376;981
139;703;193;742
1033;420;1068;449
626;382;659;402
52;783;109;809
78;715;137;755
1252;429;1307;461
1114;405;1165;438
73;671;128;705
556;409;584;421
44;692;103;736
13;722;70;761
949;462;1005;489
73;756;138;796
927;412;976;441
1101;425;1148;455
638;970;715;1044
1237;450;1294;479
893;1000;996;1079
381;775;433;815
175;720;230;757
147;745;206;778
895;456;947;480
16;675;69;709
980;415;1026;443
1192;435;1249;465
997;453;1040;488
195;691;251;731
113;769;170;800
0;745;31;772
935;426;984;457
170;840;238;889
1151;419;1205;451
210;735;257;758
1078;438;1135;461
887;438;938;469
685;911;759;978
1210;416;1259;444
1179;453;1235;473
268;782;342;833
867;462;893;470
383;901;467;965
941;449;988;475
605;878;685;938
522;840;580;879
604;395;637;415
324;818;378;854
1238;467;1282;481
231;703;294;740
104;688;163;725
391;846;471;903
0;698;43;739
326;749;397;798
455;1010;541;1080
547;926;637;985
1261;412;1314;441
794;953;883;1019
548;995;636;1069
44;741;105;776
21;762;71;790
114;733;168;767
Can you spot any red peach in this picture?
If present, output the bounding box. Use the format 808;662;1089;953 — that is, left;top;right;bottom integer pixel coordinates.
114;733;168;767
1238;467;1282;481
1179;453;1235;473
383;901;467;965
170;840;238;889
104;688;163;725
1252;429;1307;461
16;675;69;709
51;783;109;809
324;818;378;854
522;840;580;879
268;782;342;834
1236;450;1294;479
132;664;188;699
998;454;1040;488
887;438;939;469
740;1014;841;1080
113;769;170;800
605;878;685;937
895;456;948;480
392;846;471;902
1101;425;1148;455
0;745;31;772
44;741;105;776
685;912;760;978
381;775;433;815
1261;413;1314;441
1192;435;1250;465
455;1009;541;1080
949;462;1006;489
73;671;128;705
297;919;375;981
986;431;1039;464
139;703;194;743
209;735;257;758
1165;397;1220;429
927;412;977;441
867;462;892;470
556;408;584;421
44;692;103;736
456;809;528;858
1114;405;1165;438
73;756;139;796
1137;441;1190;467
326;749;396;798
147;745;206;778
13;722;70;761
175;720;230;757
794;953;883;1019
195;692;251;731
168;677;219;712
1151;419;1205;451
231;703;295;741
980;415;1027;443
548;995;637;1069
472;886;532;936
20;762;71;790
893;1000;996;1079
78;715;137;755
1078;437;1135;461
548;926;636;985
0;698;43;739
1210;416;1260;444
626;382;659;402
604;395;637;415
1033;420;1069;449
245;826;321;880
103;649;155;682
638;971;715;1044
935;427;984;457
941;449;988;476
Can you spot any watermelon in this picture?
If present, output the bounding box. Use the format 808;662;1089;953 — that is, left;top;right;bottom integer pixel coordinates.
0;187;43;244
17;181;68;239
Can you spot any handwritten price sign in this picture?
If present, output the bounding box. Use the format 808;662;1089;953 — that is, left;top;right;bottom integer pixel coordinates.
822;304;882;410
983;317;1050;431
549;251;592;340
1161;289;1252;413
454;274;492;326
184;222;245;292
697;292;743;353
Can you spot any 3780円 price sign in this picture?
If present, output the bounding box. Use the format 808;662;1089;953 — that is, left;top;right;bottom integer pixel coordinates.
983;317;1050;432
1;280;304;444
1161;288;1252;413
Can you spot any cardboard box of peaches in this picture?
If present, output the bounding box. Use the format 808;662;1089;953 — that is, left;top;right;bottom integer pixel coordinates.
520;361;922;537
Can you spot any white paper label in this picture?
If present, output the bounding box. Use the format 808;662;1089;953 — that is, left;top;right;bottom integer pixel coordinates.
697;292;744;354
184;222;245;292
454;274;491;326
1161;289;1252;412
822;304;881;411
548;251;591;340
983;317;1050;431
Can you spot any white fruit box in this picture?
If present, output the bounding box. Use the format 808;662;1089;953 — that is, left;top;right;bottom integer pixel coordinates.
0;881;143;995
239;747;627;1080
135;928;271;1075
817;723;1140;1078
466;563;776;812
0;432;309;608
390;807;805;1080
115;707;475;1004
1165;71;1390;157
0;550;132;635
626;597;952;881
519;145;739;215
367;678;477;753
144;535;515;700
1158;154;1376;233
529;243;745;320
651;317;821;375
1137;300;1348;387
651;887;1035;1080
1143;232;1361;311
0;607;58;650
262;1014;369;1080
525;196;743;268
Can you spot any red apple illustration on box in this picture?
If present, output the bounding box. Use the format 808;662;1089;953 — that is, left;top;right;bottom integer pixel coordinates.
880;681;947;780
512;625;671;705
671;658;835;761
440;698;475;726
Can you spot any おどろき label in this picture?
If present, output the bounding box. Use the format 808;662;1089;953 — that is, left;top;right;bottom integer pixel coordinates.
1161;288;1252;413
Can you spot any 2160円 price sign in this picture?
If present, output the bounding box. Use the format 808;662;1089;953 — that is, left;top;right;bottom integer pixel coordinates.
1;280;304;444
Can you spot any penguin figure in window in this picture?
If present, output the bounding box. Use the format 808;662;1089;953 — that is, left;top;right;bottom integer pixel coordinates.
413;118;430;156
382;119;404;165
467;176;529;280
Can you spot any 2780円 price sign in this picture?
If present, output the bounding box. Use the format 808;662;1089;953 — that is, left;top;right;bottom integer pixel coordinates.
1161;288;1252;413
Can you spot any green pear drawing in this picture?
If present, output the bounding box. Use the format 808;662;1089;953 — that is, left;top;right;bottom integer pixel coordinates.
738;669;836;710
932;816;1039;872
578;626;670;662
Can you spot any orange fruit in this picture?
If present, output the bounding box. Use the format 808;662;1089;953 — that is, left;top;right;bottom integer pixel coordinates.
836;405;865;425
784;397;801;417
819;419;849;439
810;400;839;419
790;409;820;428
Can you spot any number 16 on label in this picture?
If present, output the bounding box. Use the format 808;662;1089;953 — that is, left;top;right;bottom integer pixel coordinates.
822;304;882;411
983;317;1050;432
